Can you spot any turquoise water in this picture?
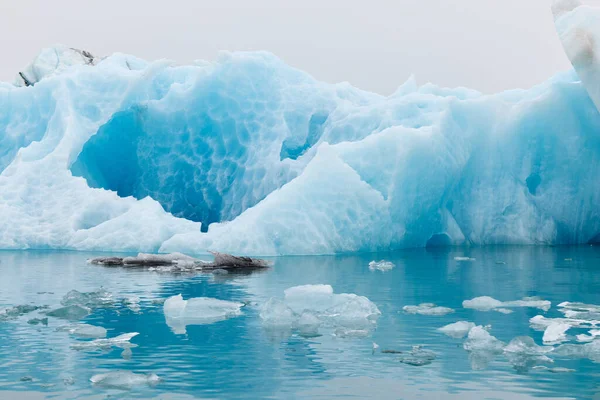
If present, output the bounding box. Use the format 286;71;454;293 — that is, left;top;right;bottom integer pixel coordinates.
0;246;599;399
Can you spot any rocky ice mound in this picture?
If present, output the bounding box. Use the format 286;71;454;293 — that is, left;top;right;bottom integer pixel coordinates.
163;294;244;334
259;284;380;337
1;2;600;255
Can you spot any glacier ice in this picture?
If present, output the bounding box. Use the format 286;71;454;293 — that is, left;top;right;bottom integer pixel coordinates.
163;294;244;334
1;1;600;255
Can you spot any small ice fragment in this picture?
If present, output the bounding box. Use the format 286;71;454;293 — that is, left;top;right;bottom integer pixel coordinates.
454;256;476;261
90;371;160;389
529;315;599;331
61;289;113;308
463;296;503;311
71;332;139;350
403;303;454;316
164;294;244;334
438;321;476;339
66;324;107;338
505;339;555;373
463;326;505;353
463;326;505;371
20;376;33;382
332;328;370;338
495;261;506;265
124;296;141;312
463;296;550;312
495;308;514;314
45;305;91;320
368;260;395;272
543;323;570;344
0;305;47;321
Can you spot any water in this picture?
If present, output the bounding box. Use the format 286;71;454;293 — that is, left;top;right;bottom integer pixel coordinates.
0;246;599;399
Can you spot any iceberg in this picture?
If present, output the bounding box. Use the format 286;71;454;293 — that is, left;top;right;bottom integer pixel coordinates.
1;2;600;255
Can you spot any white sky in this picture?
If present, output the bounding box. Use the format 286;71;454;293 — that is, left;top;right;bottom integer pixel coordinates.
1;0;599;94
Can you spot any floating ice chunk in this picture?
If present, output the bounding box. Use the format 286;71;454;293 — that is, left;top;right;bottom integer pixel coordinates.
71;332;139;350
45;305;91;320
558;301;600;313
368;260;395;272
61;289;113;308
464;326;505;353
90;371;160;389
463;296;550;312
553;340;600;362
462;296;503;311
438;321;476;339
504;337;554;372
530;315;600;331
543;323;571;345
0;305;47;321
403;303;454;316
463;326;505;371
121;347;133;360
59;323;107;338
576;329;600;342
372;342;380;353
495;308;514;314
454;257;476;262
163;294;244;334
260;285;380;336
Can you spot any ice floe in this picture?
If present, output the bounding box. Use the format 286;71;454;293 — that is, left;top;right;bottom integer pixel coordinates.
542;323;571;345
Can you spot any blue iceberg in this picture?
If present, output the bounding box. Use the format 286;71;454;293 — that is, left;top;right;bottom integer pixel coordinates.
1;1;600;255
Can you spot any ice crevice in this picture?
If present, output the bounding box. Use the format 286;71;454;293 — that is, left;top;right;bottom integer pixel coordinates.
1;0;600;256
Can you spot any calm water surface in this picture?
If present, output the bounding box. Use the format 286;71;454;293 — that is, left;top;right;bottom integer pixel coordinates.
0;246;599;399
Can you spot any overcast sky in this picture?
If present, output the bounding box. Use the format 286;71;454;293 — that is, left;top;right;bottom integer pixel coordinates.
1;0;599;94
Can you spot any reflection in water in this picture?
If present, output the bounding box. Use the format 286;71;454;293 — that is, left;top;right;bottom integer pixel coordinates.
0;246;599;399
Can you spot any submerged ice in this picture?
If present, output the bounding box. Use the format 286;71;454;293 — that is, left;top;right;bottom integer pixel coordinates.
2;1;600;255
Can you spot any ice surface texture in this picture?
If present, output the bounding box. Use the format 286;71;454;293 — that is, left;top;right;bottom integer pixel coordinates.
2;2;600;255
